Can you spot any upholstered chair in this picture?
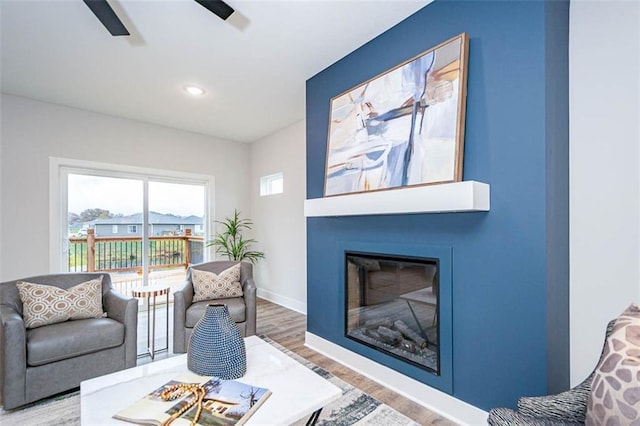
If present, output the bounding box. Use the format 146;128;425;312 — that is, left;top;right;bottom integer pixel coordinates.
0;273;138;410
487;319;616;425
173;261;257;354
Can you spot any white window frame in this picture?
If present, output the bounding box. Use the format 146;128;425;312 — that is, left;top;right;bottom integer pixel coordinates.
112;225;118;234
260;172;284;196
49;157;216;275
128;225;137;234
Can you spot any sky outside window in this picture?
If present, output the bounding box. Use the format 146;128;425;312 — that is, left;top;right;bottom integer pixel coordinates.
68;174;203;217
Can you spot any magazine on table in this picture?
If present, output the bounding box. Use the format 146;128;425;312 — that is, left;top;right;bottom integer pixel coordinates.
113;374;271;425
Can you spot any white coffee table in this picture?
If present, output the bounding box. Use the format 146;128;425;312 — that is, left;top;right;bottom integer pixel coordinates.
81;336;342;425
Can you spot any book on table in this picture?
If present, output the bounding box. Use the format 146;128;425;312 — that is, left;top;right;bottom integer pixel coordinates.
113;374;271;425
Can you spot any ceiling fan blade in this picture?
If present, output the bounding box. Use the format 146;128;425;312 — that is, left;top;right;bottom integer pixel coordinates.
194;0;235;21
83;0;130;36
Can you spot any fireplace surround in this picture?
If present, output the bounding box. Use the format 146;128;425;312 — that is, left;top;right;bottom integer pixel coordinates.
337;240;453;393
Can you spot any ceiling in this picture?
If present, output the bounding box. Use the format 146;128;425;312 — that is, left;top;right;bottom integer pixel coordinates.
0;0;429;143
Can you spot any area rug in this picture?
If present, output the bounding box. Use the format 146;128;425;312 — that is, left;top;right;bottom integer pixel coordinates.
0;390;80;425
0;336;418;425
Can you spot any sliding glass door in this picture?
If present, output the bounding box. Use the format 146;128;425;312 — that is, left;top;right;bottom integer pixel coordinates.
147;180;205;291
63;169;207;295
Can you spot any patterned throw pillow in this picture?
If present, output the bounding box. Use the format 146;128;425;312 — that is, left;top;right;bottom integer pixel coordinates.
192;264;243;302
586;303;640;425
17;277;105;329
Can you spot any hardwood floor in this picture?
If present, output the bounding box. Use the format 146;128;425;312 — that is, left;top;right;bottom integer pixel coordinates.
135;298;456;424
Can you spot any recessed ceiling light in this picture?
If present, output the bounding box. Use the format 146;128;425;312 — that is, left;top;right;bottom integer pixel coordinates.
184;85;205;96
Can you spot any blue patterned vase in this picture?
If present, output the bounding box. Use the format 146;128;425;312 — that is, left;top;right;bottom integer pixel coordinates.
187;303;247;379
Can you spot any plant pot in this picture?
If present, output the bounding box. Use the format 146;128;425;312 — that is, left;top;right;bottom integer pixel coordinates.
187;303;247;379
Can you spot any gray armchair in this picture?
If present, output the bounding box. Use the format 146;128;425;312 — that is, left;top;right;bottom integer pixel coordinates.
487;320;616;425
173;261;256;354
0;272;138;410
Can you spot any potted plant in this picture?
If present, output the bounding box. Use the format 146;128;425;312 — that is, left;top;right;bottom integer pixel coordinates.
206;209;264;264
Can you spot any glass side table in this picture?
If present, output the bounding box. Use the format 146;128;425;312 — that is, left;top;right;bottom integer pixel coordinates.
131;284;170;360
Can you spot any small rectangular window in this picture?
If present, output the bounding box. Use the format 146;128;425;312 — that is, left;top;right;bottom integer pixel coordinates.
260;172;284;196
128;225;137;233
112;225;118;233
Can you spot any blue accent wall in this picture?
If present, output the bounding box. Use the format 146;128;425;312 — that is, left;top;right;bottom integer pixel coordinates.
306;0;569;411
544;0;570;396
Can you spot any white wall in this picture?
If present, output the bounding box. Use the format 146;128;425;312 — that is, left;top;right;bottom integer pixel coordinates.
0;94;251;281
249;120;307;313
570;0;640;384
0;94;3;281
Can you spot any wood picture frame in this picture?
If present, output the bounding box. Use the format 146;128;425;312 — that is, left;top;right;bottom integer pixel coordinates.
324;33;469;197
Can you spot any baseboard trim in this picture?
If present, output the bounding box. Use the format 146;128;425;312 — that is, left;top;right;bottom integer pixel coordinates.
304;332;488;425
257;288;306;314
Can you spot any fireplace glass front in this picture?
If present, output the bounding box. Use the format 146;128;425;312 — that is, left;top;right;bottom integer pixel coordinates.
345;252;439;374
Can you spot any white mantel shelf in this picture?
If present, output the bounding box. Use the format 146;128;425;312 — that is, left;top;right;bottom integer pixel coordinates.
304;181;490;217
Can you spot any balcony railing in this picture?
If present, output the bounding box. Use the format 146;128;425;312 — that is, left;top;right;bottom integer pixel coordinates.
67;229;204;274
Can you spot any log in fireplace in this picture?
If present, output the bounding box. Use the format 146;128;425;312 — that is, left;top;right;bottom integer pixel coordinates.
345;252;439;374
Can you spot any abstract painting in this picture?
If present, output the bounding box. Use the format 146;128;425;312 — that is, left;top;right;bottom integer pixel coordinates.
324;33;469;197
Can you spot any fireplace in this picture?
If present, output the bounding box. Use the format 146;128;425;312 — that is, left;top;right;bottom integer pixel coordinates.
345;252;440;374
334;241;453;393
